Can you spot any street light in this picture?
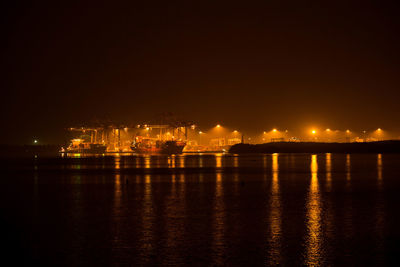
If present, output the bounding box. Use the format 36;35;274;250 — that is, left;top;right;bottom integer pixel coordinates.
198;131;203;145
377;128;382;141
345;129;351;142
310;129;317;141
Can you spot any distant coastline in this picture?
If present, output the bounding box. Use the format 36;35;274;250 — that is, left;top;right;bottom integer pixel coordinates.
229;141;400;154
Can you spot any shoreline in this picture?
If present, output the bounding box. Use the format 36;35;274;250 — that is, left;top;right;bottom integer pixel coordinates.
229;140;400;154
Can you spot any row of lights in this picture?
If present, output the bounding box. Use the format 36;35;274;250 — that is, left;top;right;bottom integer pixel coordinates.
140;124;383;135
311;128;382;135
203;125;383;135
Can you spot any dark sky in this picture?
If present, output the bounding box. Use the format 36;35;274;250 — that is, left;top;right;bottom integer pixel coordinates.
2;0;400;144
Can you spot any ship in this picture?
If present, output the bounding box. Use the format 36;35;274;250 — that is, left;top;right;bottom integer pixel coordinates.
61;138;107;154
130;136;186;154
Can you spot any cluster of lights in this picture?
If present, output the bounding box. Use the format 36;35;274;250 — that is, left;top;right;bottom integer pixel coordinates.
316;128;383;134
209;126;383;135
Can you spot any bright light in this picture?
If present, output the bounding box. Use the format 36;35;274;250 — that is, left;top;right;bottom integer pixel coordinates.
191;124;196;129
377;128;382;131
233;130;238;133
263;131;266;134
216;124;221;128
272;128;277;132
311;130;316;135
346;129;350;133
326;128;330;132
146;127;150;131
199;131;203;134
33;140;38;144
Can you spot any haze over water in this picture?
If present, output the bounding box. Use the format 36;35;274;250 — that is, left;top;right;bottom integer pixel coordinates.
1;153;399;266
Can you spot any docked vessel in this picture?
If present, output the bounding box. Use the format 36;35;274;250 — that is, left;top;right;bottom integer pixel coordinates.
61;138;107;154
130;136;186;154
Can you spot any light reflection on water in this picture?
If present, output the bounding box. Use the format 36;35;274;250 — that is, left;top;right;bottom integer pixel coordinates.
326;153;332;191
263;154;268;169
305;154;322;266
144;155;151;169
375;154;385;265
165;172;185;265
377;154;383;188
215;153;223;168
346;154;351;185
168;155;176;168
140;174;154;265
213;172;225;266
267;153;281;265
178;155;185;168
15;153;398;265
344;153;354;256
233;155;239;168
115;155;121;170
324;153;335;264
112;174;122;250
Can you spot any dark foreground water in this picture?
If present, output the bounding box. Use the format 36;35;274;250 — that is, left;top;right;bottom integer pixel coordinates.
1;153;400;266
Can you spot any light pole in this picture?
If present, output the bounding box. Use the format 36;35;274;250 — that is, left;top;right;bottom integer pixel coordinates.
311;129;317;141
271;128;278;142
377;128;382;141
199;131;203;146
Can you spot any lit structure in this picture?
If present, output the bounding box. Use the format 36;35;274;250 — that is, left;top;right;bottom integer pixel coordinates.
228;130;241;145
375;128;383;141
65;121;395;152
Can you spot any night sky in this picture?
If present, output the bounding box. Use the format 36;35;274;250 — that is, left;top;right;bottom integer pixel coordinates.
2;1;400;144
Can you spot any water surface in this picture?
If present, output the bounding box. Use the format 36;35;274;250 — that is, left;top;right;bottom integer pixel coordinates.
1;153;400;266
